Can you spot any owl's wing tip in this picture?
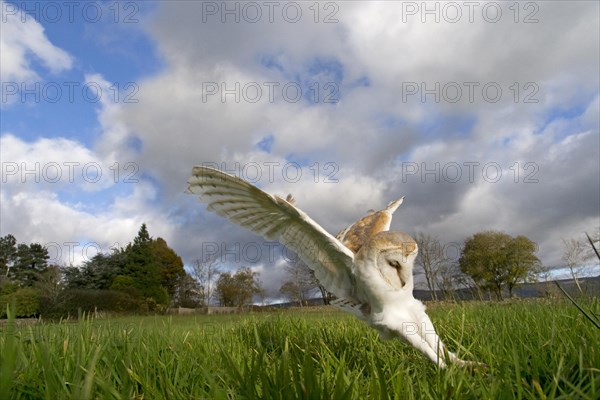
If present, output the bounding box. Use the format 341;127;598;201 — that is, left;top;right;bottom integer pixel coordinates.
387;197;404;213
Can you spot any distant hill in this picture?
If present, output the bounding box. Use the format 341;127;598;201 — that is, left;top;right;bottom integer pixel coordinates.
413;276;600;301
412;275;600;301
267;276;600;308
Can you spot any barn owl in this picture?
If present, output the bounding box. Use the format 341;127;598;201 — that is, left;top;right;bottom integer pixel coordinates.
187;166;480;368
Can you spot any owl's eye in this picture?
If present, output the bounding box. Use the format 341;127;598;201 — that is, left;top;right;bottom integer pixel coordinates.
387;259;401;269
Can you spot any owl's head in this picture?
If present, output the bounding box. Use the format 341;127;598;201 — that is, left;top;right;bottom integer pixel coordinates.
356;231;418;291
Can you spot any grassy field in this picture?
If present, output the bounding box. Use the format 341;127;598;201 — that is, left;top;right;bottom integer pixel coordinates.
1;299;598;399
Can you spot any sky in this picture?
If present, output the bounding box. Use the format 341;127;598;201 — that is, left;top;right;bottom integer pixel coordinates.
1;0;599;300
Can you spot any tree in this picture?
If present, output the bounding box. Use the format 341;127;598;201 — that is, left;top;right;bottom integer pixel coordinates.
284;253;332;304
0;234;18;277
61;229;183;306
279;281;303;304
36;265;63;303
460;231;510;300
123;224;168;305
134;223;152;247
280;258;320;306
86;251;126;289
172;274;203;308
214;272;236;306
562;231;600;293
435;262;460;300
61;248;128;290
504;235;541;297
9;243;49;287
152;237;186;299
60;225;182;309
585;229;600;261
215;267;262;307
191;256;221;306
110;275;138;293
233;268;262;307
61;264;85;289
459;231;540;300
562;238;586;292
453;266;485;300
0;287;40;317
414;233;448;301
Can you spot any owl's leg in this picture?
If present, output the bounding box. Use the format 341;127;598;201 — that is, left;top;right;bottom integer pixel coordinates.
412;309;485;369
412;310;462;365
375;318;448;368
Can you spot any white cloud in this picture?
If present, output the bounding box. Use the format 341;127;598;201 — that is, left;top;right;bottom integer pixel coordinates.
0;0;73;82
0;71;174;266
1;2;598;298
0;182;174;266
87;73;138;163
0;133;115;191
116;1;598;274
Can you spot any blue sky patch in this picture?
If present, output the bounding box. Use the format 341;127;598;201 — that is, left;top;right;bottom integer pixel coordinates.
415;112;476;140
536;100;592;138
284;153;311;168
306;58;344;84
260;54;285;73
348;76;370;89
2;1;162;147
55;182;134;213
374;114;407;130
257;54;345;106
256;134;274;153
301;58;344;105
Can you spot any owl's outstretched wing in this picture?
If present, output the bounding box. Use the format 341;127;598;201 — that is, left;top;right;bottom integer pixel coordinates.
336;197;404;253
187;166;357;300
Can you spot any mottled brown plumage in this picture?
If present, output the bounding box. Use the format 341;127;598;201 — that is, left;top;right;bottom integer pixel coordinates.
336;198;404;253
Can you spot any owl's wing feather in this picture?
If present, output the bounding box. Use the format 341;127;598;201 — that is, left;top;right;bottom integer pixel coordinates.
187;166;356;300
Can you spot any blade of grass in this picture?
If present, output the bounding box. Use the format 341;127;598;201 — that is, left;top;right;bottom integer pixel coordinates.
585;232;600;260
553;281;600;329
0;303;17;396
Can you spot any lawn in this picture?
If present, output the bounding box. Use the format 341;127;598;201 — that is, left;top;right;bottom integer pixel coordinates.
1;299;598;399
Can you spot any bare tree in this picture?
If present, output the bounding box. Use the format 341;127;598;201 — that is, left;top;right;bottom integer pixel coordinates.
279;281;303;304
414;233;447;301
584;229;600;262
562;238;586;293
538;266;561;298
281;258;320;306
191;256;221;306
562;229;600;293
36;265;63;303
435;262;460;300
255;277;267;306
451;265;485;300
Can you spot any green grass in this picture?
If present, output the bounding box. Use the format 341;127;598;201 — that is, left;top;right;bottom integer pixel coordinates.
1;299;599;399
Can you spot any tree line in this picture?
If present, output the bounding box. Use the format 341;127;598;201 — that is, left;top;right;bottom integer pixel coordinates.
0;224;263;318
414;230;599;301
2;225;597;318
